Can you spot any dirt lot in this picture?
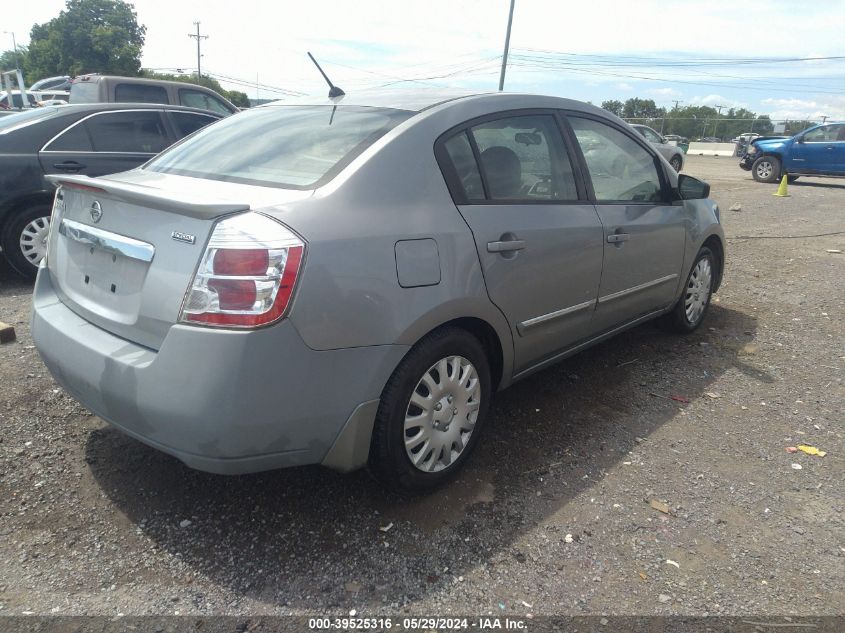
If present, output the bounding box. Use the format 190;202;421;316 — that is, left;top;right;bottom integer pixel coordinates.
0;155;843;618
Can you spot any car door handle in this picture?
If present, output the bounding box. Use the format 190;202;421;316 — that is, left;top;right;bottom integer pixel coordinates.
607;233;630;243
487;239;526;253
53;161;86;172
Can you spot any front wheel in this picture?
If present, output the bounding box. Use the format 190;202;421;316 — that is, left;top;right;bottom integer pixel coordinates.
752;155;781;183
1;204;52;280
669;155;683;172
663;247;715;333
368;327;492;492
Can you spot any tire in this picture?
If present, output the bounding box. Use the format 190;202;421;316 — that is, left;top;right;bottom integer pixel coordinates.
1;204;52;280
669;155;683;172
368;326;492;492
751;155;781;183
663;247;715;334
787;175;799;184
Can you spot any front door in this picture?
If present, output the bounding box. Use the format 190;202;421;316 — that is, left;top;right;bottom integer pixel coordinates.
567;115;686;333
788;124;845;174
439;112;604;372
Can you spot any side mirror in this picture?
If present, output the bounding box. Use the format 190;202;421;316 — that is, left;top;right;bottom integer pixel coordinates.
796;135;805;143
677;174;710;200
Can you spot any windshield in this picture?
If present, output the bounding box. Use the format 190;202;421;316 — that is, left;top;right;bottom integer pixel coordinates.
144;105;413;189
0;106;62;134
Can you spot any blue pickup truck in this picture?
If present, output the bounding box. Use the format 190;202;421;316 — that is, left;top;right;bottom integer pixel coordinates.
740;122;845;183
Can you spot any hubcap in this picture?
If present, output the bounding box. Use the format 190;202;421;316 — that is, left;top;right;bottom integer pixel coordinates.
19;216;51;266
684;257;712;325
756;161;773;179
404;355;481;473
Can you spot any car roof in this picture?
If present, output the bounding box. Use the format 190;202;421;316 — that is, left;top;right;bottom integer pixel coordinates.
35;102;225;116
261;89;616;117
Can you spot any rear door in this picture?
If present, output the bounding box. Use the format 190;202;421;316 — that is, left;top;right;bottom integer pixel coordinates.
39;109;173;177
437;111;604;372
566;114;686;333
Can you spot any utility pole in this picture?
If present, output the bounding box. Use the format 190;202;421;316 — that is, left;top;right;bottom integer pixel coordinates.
671;100;683;110
2;31;21;70
713;104;725;139
821;115;828;124
188;22;208;79
498;0;516;91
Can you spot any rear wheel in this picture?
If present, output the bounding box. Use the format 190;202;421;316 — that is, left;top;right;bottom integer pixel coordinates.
663;247;715;333
1;204;52;280
752;155;780;183
369;327;491;492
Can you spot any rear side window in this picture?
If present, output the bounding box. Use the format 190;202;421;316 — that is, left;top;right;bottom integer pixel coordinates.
85;111;170;153
442;132;484;201
569;116;663;203
470;114;577;201
638;127;663;144
44;122;93;151
179;89;232;115
69;81;99;103
114;83;169;104
145;105;413;189
170;111;219;138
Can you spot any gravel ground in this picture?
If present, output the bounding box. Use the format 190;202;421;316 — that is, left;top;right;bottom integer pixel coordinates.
0;155;843;618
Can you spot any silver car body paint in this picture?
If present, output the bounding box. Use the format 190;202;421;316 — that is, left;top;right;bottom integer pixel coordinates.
32;91;724;474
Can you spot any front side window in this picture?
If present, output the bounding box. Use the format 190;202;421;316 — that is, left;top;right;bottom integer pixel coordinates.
85;111;170;153
179;89;232;115
145;105;413;189
114;83;169;104
170;112;219;138
469;114;577;201
639;126;663;144
803;124;845;142
569;116;663;203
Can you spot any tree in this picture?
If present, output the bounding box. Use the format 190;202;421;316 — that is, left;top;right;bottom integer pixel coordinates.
26;0;145;79
622;98;665;120
601;99;623;116
0;45;29;73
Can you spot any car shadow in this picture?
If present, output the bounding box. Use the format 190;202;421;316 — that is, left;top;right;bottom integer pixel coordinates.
0;259;32;296
84;304;759;610
790;179;845;191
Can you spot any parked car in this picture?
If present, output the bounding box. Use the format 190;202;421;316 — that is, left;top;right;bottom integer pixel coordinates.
33;90;70;104
0;103;223;277
663;134;688;144
0;90;39;110
732;132;761;143
30;75;72;92
630;124;684;171
740;122;845;182
70;75;238;116
31;91;724;491
699;136;722;143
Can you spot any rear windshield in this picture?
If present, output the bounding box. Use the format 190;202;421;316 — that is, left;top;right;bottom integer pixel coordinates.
69;80;99;103
144;105;413;189
0;106;62;134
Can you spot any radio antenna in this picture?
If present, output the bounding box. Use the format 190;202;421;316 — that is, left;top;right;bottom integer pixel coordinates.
307;52;345;98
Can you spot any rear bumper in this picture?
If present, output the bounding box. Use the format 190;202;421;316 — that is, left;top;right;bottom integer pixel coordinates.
31;269;408;474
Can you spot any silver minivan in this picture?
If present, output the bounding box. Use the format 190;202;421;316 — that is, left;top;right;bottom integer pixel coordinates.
32;91;724;491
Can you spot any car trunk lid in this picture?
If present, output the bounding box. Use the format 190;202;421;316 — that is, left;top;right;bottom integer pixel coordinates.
45;173;310;350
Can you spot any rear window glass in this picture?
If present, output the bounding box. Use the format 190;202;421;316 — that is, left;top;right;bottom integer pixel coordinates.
0;107;62;134
45;122;93;151
69;81;99;103
170;111;219;138
114;83;169;104
145;105;413;189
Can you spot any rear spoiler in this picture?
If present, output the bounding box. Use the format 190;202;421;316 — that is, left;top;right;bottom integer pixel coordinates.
46;174;250;220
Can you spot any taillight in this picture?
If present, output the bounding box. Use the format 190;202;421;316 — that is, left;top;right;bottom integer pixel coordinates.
179;212;305;328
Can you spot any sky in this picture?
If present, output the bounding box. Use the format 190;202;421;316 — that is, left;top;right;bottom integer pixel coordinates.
4;0;845;121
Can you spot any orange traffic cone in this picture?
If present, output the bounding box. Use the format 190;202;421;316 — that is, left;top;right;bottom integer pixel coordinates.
773;174;790;197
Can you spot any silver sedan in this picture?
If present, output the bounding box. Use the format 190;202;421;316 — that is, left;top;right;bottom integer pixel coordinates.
32;91;724;491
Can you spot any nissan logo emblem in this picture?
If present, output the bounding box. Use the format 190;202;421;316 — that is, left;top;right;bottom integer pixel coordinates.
90;201;103;223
